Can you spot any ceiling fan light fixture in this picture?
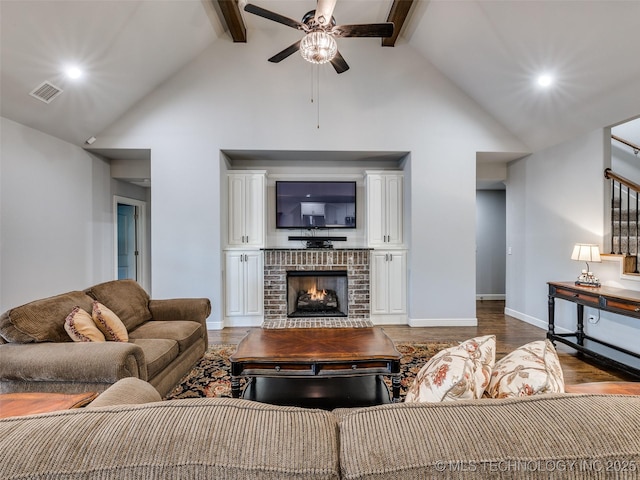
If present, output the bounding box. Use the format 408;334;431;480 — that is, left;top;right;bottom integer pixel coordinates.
300;31;337;64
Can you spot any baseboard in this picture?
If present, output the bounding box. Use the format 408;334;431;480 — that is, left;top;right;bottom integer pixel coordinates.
409;317;478;327
504;308;572;334
206;320;223;330
221;316;264;328
476;294;505;301
370;314;408;325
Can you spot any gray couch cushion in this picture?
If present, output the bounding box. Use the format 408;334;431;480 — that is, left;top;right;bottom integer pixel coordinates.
338;394;640;479
0;398;340;480
0;291;94;343
85;280;151;331
128;320;202;353
129;338;179;379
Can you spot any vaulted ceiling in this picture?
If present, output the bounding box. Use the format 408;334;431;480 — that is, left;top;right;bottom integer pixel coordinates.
2;1;639;153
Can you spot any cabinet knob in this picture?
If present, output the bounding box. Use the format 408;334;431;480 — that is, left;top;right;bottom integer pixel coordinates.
635;308;640;312
275;366;281;372
351;364;357;370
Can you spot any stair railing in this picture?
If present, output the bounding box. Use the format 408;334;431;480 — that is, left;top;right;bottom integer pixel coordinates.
604;168;640;272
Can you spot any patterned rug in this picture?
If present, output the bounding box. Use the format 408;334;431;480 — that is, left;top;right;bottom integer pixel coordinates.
165;342;458;401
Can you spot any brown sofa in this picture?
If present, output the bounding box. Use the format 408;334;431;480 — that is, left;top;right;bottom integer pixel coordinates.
0;280;210;396
1;378;640;479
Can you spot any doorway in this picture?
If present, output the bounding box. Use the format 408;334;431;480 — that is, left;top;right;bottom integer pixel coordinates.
113;196;148;290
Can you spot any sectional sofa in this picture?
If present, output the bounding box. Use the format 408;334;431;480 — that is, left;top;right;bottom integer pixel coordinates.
1;377;639;479
0;280;210;396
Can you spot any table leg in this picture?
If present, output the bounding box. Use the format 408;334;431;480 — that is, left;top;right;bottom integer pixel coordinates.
576;304;585;346
231;376;241;398
547;294;556;343
392;375;401;402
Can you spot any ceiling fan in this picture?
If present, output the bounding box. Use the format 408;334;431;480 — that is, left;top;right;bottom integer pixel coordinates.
243;0;394;74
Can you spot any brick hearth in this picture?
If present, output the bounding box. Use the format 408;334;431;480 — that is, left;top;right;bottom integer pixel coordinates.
262;249;372;328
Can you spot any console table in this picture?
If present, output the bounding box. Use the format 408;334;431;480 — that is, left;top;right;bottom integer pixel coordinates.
547;281;640;378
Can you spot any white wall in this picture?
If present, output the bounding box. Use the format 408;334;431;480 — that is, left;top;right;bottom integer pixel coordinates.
505;128;640;354
72;30;528;326
476;190;506;298
0;117;115;310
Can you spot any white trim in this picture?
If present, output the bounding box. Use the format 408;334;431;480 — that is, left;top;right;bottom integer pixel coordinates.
504;307;572;333
601;253;640;283
223;316;264;328
207;320;224;330
370;314;408;325
409;317;478;327
113;195;148;291
476;294;505;301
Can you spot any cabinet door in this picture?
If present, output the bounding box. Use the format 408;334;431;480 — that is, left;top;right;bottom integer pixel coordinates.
227;175;246;246
370;251;390;314
244;251;264;315
387;251;407;314
385;175;403;246
224;252;245;316
243;174;264;247
366;174;386;246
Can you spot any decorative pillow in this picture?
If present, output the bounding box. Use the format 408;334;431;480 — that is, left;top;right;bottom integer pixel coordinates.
92;301;128;342
0;291;95;343
64;306;106;342
404;335;496;403
85;280;151;331
486;339;565;398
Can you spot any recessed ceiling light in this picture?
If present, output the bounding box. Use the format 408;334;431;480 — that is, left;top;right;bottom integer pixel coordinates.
537;74;553;88
64;65;83;80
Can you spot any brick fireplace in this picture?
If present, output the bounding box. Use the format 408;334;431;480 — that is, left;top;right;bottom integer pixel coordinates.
263;249;372;328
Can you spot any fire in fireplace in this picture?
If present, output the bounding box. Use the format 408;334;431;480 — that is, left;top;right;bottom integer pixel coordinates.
287;270;348;318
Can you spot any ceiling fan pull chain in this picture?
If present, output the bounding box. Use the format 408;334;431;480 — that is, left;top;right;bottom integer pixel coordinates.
317;65;321;129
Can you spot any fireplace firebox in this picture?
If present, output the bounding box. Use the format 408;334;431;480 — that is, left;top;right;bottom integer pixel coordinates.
287;270;348;318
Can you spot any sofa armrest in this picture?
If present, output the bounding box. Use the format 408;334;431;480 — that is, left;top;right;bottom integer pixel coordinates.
0;342;147;383
87;377;161;408
148;298;211;322
148;298;211;344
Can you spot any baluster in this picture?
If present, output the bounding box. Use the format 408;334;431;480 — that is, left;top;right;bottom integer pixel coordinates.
636;189;639;273
618;180;623;254
628;185;631;255
611;178;615;254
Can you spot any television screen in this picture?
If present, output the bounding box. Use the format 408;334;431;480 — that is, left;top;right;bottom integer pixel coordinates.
276;181;356;229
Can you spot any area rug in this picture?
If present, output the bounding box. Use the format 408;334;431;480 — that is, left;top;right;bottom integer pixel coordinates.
165;342;458;401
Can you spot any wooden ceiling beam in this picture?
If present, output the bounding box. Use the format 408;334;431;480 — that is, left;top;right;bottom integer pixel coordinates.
216;0;247;43
382;0;414;47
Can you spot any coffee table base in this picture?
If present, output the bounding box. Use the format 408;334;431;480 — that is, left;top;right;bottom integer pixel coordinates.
241;375;392;409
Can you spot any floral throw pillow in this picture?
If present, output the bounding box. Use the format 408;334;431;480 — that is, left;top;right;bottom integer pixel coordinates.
64;306;106;342
405;335;496;403
92;301;128;342
486;339;565;398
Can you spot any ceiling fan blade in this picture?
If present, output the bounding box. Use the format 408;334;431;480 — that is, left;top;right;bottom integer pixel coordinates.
314;0;337;26
331;23;394;38
268;40;302;63
330;51;349;74
244;3;305;30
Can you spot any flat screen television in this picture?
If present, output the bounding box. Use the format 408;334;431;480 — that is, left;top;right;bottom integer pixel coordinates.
276;181;356;229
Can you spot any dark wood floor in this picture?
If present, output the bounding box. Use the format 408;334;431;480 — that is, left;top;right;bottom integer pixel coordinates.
208;300;637;385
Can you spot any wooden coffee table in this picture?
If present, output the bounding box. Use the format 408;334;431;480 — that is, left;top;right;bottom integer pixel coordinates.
0;391;98;419
229;327;402;408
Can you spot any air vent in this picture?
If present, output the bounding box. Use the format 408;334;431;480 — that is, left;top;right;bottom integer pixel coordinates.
29;81;63;104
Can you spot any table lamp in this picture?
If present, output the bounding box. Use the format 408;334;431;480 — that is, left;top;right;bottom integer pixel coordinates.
571;243;601;287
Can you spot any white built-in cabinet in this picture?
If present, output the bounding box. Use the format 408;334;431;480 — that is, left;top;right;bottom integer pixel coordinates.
224;171;265;325
227;172;265;247
224;251;263;318
370;250;407;319
366;172;403;248
366;171;407;323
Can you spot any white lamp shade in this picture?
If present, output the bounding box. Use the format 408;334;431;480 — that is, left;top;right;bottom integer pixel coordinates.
571;244;601;263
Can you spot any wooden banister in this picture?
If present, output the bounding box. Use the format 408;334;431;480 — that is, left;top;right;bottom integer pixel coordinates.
612;134;640;154
604;168;640;194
